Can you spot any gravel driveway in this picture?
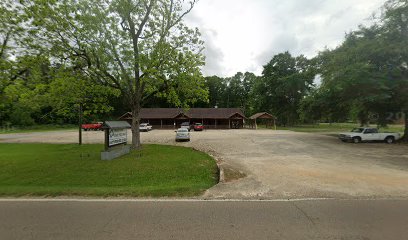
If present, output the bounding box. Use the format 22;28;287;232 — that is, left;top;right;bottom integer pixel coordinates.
1;129;408;200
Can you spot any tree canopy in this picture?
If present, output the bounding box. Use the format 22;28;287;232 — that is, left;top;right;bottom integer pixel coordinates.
24;0;207;147
253;52;316;126
301;0;407;139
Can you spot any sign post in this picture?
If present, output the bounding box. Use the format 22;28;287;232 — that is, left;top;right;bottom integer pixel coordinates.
101;121;131;160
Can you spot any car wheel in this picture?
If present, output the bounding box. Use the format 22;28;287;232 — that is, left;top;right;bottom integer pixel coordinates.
352;137;361;143
341;139;347;142
385;136;395;144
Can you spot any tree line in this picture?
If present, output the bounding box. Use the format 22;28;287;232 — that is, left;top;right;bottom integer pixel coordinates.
0;0;407;144
196;53;316;127
199;0;407;140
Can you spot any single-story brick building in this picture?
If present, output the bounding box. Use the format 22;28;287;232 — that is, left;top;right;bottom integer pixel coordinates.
119;108;246;129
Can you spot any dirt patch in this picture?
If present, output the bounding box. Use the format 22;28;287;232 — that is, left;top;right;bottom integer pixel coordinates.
222;165;247;183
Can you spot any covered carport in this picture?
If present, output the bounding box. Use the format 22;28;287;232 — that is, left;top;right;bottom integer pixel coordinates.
248;112;276;130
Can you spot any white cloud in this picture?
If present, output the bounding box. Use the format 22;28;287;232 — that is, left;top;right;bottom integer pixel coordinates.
185;0;385;77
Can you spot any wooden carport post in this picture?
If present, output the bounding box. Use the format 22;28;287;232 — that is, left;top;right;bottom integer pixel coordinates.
274;118;277;130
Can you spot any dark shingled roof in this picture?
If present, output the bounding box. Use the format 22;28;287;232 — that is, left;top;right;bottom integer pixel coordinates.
119;108;246;120
140;108;184;119
187;108;245;119
249;112;275;120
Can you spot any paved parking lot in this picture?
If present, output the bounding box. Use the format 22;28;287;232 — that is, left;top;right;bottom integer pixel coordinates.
1;129;408;199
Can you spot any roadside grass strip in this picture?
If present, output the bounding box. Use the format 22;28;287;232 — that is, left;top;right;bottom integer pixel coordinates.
0;124;76;134
0;144;218;197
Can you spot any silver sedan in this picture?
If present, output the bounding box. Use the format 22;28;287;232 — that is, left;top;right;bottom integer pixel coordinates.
175;128;190;142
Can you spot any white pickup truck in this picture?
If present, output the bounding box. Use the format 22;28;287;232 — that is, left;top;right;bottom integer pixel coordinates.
339;127;401;143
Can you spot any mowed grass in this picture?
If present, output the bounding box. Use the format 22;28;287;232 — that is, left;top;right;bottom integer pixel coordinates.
0;144;218;197
0;124;76;134
276;123;404;133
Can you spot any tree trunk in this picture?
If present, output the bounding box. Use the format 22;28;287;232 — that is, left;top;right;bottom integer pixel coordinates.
131;104;141;149
403;110;408;142
377;112;387;128
358;110;369;127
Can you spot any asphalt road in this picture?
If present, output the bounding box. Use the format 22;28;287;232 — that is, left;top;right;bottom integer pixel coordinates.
1;199;408;240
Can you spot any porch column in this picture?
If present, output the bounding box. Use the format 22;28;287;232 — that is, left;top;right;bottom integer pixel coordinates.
255;118;257;130
160;119;163;129
215;119;217;129
229;119;231;129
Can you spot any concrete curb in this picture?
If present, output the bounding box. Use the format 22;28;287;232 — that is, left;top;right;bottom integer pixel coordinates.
218;164;225;183
207;153;224;183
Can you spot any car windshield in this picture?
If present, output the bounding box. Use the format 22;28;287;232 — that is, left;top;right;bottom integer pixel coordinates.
178;129;188;132
351;128;364;133
195;123;202;125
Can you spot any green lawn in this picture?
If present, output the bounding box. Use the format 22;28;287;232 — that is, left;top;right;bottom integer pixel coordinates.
0;124;76;134
275;123;404;133
0;144;218;197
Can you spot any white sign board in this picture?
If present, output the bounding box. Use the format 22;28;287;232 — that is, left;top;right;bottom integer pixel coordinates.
108;129;127;147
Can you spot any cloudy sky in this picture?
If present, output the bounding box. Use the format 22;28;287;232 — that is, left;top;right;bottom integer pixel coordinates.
185;0;386;77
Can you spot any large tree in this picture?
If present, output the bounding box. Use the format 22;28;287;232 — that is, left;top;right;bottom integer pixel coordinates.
204;75;226;108
201;72;257;114
253;52;316;126
299;86;351;124
316;0;408;137
382;0;408;140
1;1;27;124
225;72;257;115
317;29;393;126
27;0;206;148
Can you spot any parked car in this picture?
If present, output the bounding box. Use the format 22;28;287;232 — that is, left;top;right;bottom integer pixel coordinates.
139;123;152;132
180;122;191;131
175;128;190;142
338;127;401;143
193;123;204;131
81;122;102;131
